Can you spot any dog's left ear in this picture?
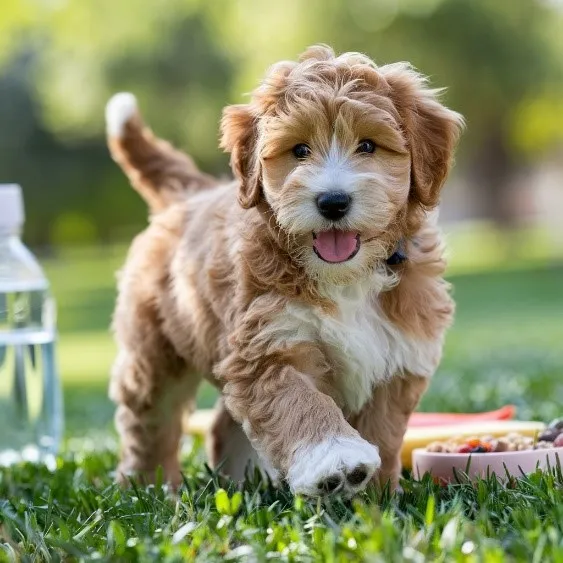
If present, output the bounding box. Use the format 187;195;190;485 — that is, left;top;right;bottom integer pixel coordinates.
220;104;262;209
382;64;465;208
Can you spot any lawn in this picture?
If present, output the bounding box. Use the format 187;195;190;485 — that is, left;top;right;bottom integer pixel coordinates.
1;233;563;561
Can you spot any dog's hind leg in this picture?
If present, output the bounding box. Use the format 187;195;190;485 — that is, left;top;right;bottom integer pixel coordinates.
206;398;277;483
111;354;198;488
109;227;201;488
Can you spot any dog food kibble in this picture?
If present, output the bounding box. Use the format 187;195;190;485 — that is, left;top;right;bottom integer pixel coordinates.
538;428;560;442
424;419;563;454
492;439;509;452
426;441;448;452
548;418;563;431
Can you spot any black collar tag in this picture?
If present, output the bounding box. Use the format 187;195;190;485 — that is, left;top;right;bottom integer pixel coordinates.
386;239;407;266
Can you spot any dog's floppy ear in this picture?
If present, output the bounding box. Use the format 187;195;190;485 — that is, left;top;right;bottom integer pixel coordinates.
220;104;262;209
382;64;464;208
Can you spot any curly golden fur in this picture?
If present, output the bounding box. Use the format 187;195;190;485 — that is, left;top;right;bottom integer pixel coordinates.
106;45;463;496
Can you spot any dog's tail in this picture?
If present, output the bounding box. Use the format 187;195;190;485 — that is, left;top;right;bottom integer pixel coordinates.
105;93;215;212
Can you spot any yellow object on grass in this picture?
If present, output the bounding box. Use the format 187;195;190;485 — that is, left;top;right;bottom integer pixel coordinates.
185;410;545;470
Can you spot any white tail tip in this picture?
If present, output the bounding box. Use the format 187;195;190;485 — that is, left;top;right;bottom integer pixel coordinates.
105;92;137;137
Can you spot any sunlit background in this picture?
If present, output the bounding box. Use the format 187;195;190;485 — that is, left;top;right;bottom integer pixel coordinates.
2;0;563;442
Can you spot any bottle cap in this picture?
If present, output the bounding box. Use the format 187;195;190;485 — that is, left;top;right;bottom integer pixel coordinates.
0;184;25;231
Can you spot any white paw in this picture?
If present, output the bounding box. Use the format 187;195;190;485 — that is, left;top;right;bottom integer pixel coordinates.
286;436;381;498
105;92;137;137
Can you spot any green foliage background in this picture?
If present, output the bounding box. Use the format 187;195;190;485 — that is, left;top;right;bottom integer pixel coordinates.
1;0;563;245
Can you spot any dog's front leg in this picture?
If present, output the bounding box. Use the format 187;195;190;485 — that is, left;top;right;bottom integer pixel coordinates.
219;353;381;497
350;374;428;490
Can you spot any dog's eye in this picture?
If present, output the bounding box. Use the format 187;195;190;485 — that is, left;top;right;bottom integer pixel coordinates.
292;143;312;160
356;139;376;154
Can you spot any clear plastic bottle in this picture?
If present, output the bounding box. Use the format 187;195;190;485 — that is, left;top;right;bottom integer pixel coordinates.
0;184;63;466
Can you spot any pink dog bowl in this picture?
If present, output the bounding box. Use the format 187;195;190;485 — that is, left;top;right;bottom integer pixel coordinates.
412;447;563;483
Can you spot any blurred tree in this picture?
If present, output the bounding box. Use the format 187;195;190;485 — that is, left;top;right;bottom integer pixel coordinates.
329;0;563;225
0;50;113;245
0;0;562;244
206;0;563;224
0;0;235;245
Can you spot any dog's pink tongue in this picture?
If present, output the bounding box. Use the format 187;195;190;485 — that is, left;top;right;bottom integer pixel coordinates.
313;230;358;263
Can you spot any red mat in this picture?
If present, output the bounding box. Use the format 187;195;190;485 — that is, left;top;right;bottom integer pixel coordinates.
408;405;515;427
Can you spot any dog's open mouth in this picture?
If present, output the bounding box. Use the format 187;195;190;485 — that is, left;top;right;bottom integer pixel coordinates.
312;230;360;263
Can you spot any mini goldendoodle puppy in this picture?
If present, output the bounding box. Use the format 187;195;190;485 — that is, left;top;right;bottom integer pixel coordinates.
106;45;463;497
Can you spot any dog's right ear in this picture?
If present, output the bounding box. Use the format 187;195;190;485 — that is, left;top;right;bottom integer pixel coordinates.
381;64;464;209
220;104;262;209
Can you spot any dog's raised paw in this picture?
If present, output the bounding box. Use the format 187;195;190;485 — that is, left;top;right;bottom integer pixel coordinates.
286;436;381;498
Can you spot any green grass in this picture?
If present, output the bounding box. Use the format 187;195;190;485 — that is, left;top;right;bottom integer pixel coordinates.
4;448;563;560
1;235;563;560
46;244;563;433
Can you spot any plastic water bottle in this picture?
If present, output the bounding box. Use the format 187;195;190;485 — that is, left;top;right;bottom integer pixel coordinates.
0;184;63;466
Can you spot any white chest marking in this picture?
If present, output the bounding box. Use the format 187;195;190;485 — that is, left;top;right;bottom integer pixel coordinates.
263;279;442;413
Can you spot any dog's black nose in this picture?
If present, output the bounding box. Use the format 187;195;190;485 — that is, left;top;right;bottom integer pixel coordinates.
316;191;351;221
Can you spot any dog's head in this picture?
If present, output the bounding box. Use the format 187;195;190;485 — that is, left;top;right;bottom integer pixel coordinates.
221;45;463;285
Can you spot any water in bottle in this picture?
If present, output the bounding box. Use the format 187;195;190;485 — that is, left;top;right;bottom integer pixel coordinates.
0;184;63;466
